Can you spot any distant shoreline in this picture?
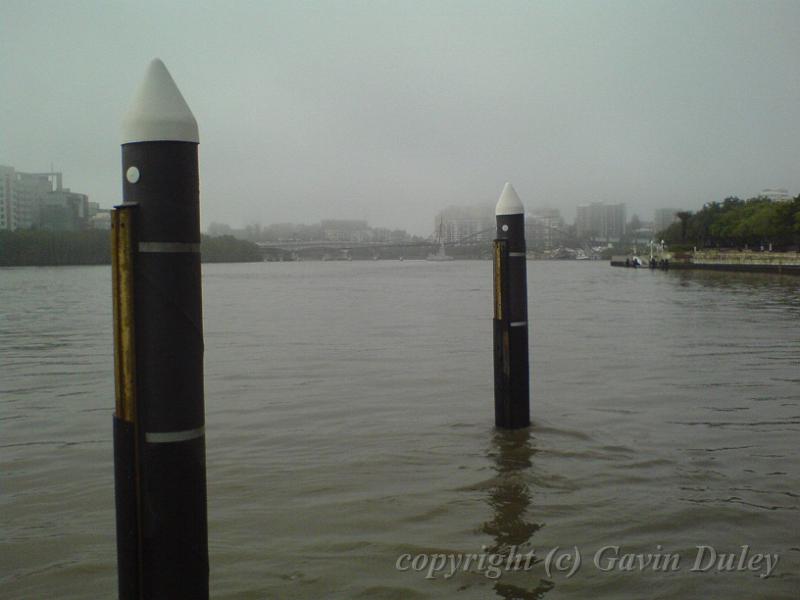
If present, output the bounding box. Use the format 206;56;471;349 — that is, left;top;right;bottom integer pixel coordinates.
611;250;800;275
0;230;262;267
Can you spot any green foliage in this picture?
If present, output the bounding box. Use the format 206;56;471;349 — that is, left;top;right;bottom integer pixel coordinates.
658;195;800;249
0;229;111;266
200;235;262;263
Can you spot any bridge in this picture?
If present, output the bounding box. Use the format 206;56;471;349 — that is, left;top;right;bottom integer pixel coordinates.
255;239;421;251
254;232;492;261
255;239;436;261
252;221;577;260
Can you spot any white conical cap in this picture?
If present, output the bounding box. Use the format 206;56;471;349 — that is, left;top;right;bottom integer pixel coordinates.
495;182;524;215
121;59;199;144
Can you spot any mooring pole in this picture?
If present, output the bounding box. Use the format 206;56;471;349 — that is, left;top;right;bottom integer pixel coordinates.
492;182;530;429
112;58;208;599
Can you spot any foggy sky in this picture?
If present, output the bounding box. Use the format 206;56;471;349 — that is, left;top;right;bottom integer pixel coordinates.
2;0;798;236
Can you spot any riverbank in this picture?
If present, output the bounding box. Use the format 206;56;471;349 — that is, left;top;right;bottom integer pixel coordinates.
611;250;800;275
0;230;262;266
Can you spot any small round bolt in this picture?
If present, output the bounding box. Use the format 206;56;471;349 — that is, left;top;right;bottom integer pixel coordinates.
126;166;140;183
501;224;509;232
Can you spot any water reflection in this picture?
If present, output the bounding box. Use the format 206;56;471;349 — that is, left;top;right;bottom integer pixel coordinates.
483;428;553;599
669;269;800;299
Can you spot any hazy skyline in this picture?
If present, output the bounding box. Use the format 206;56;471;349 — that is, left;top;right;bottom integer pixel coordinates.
2;1;798;235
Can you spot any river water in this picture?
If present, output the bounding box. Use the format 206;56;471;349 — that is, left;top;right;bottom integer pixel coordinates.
1;261;798;599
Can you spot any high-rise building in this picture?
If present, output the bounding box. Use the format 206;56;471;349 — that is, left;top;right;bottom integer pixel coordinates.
14;172;59;229
525;207;566;250
38;189;90;231
0;166;88;231
0;166;15;231
434;205;494;243
576;202;626;242
654;208;681;235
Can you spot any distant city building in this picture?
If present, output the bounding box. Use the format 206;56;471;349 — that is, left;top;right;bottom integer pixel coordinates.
207;220;411;245
320;219;370;242
434;205;494;243
87;201;111;229
525;207;566;250
0;166;15;230
207;222;234;237
38;189;90;230
575;202;626;242
761;188;791;201
0;165;91;231
629;222;655;245
434;204;567;249
14;171;62;229
370;227;408;243
654;208;681;235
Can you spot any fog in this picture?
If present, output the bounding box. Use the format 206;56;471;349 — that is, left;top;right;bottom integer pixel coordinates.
2;0;798;235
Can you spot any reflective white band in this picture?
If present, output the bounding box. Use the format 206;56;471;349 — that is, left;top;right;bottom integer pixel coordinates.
509;252;526;257
510;321;527;327
145;426;204;443
138;242;200;253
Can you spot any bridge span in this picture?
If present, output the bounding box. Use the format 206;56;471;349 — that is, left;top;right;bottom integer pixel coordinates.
254;237;491;261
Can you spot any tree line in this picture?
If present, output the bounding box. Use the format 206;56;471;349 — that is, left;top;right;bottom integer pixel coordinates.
659;195;800;250
0;230;263;266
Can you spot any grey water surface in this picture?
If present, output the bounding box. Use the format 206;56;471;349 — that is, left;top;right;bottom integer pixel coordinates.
1;261;798;599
